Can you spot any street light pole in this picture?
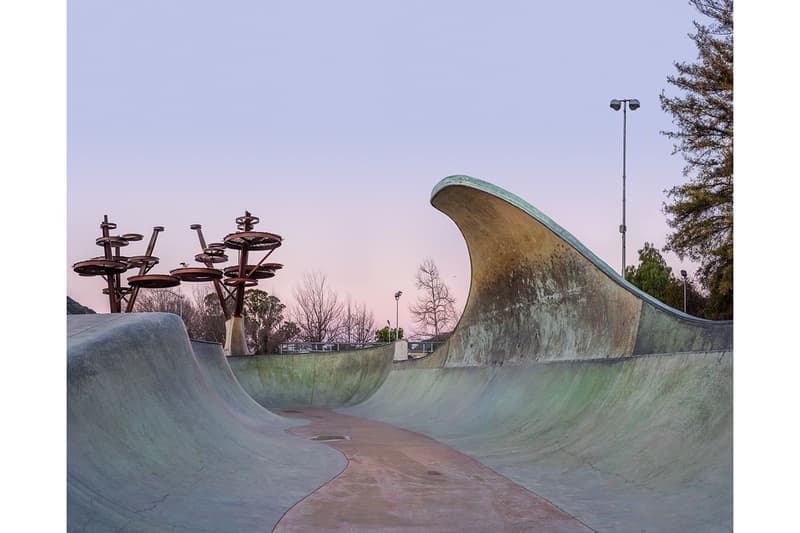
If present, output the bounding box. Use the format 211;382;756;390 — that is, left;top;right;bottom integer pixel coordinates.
610;98;640;277
394;291;402;342
178;262;187;319
681;270;688;313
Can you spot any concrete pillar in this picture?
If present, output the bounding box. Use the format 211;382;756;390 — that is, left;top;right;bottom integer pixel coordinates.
224;316;250;356
393;340;408;361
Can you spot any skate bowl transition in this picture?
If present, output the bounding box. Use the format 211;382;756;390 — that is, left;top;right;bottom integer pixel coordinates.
67;175;732;532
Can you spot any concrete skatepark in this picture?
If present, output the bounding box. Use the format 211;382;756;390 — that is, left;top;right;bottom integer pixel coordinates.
68;176;733;532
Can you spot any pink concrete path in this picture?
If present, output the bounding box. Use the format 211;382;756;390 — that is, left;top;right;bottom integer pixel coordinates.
273;408;590;532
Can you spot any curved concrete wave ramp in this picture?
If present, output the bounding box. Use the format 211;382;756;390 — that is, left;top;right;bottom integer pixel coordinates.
344;175;733;532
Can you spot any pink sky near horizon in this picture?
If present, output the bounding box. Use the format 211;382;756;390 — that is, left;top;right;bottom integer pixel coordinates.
67;0;706;332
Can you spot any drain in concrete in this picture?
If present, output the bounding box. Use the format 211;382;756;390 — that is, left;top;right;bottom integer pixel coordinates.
311;435;349;441
426;470;443;476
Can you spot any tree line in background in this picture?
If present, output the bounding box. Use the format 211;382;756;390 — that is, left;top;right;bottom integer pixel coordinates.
70;2;732;327
658;0;733;319
133;261;463;353
625;243;706;317
135;274;377;353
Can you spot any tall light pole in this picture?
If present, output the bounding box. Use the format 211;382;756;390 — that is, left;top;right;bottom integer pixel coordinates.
394;291;402;342
680;269;688;313
610;98;640;277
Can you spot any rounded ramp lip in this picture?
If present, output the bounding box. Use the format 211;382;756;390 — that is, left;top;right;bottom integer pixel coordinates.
431;174;731;326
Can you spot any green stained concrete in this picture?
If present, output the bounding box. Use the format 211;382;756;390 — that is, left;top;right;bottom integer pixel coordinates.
344;352;732;532
68;313;345;532
341;176;733;531
431;175;731;365
67;175;733;532
228;344;394;408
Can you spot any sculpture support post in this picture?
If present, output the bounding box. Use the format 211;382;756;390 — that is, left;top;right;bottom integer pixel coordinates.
224;316;250;356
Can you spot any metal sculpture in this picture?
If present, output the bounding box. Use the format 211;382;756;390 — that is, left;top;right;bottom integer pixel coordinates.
73;215;179;313
171;211;283;355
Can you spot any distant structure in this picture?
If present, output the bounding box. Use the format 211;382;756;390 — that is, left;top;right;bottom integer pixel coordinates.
171;211;283;355
72;215;178;314
72;212;283;355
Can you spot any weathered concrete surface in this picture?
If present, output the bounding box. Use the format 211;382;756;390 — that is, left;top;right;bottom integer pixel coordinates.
224;315;249;355
425;175;731;367
392;339;408;361
190;339;279;422
633;302;733;355
66;175;733;532
67;313;346;532
345;352;732;532
341;176;733;531
273;408;591;532
228;343;394;409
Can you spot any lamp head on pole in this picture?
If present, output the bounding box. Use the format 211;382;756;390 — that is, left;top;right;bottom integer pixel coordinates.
680;269;687;279
395;290;402;300
610;98;640;111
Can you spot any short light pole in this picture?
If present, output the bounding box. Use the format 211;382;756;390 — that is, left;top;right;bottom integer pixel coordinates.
386;320;391;342
178;262;187;319
680;270;688;313
610;98;640;276
394;290;402;342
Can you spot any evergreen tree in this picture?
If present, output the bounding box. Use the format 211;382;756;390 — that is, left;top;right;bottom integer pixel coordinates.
67;296;96;314
243;289;287;354
659;0;733;319
625;242;706;317
375;326;403;342
625;243;674;304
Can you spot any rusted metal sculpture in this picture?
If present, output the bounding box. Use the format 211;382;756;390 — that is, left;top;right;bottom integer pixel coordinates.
171;211;283;355
73;215;179;313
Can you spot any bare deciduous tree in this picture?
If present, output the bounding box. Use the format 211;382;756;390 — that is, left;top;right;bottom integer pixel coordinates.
291;272;344;343
409;258;458;339
134;288;198;333
339;299;376;345
187;288;226;343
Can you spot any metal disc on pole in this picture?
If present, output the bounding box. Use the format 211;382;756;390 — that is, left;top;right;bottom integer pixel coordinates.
73;216;176;313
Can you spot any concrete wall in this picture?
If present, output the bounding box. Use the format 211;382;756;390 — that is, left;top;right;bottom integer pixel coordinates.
68;313;345;532
343;176;733;531
427;175;732;367
66;175;733;532
228;343;395;409
344;351;733;532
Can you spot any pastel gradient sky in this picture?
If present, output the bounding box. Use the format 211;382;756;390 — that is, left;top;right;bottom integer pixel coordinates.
68;0;704;331
2;1;786;527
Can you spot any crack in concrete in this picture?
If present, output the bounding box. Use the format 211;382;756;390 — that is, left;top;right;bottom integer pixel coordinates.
134;492;170;514
560;449;669;498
